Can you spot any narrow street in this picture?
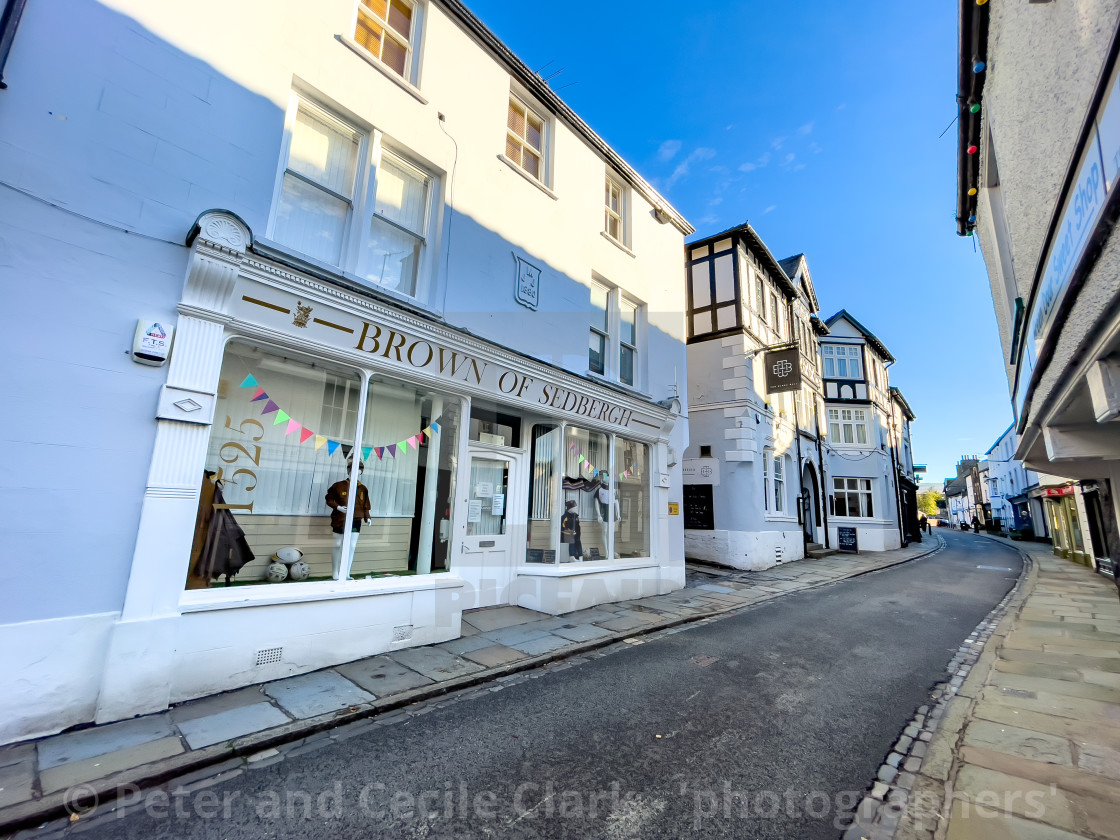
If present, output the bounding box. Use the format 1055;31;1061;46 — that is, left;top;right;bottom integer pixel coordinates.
61;531;1020;840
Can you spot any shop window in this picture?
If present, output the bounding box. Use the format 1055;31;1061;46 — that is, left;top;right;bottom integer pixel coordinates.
186;341;459;588
358;376;461;575
833;477;873;517
469;401;521;447
562;426;611;561
527;424;562;563
612;437;650;558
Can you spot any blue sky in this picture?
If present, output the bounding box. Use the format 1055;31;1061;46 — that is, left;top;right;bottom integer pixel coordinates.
469;0;1012;483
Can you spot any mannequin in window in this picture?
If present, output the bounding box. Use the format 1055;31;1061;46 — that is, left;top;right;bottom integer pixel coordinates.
560;499;583;561
597;472;619;522
325;456;371;579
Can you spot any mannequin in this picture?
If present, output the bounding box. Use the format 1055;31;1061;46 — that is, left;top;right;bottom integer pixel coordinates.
597;472;617;522
325;456;372;579
560;499;583;561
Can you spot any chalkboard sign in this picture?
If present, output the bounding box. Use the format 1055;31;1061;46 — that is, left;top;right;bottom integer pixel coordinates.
587;547;601;561
526;549;557;565
837;526;859;554
684;484;715;530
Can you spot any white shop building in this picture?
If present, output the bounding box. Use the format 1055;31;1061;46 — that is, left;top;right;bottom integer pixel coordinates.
0;0;690;744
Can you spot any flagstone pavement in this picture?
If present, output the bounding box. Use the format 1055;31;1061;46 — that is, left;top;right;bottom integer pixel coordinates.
0;536;943;834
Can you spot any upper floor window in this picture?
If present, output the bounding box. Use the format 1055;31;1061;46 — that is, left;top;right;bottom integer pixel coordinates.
687;240;737;337
506;94;546;182
756;274;766;321
770;292;780;336
589;282;643;387
353;0;417;80
605;176;625;243
828;408;868;445
271;94;434;300
822;345;862;379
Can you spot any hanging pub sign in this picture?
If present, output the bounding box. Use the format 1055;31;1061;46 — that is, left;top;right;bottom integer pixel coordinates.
764;347;802;394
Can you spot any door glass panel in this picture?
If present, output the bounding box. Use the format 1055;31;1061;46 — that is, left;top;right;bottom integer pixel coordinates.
467;458;508;537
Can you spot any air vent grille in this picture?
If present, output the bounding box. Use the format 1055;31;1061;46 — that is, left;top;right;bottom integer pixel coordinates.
255;647;283;666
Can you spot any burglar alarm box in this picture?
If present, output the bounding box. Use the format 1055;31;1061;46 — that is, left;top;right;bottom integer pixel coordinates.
132;319;174;366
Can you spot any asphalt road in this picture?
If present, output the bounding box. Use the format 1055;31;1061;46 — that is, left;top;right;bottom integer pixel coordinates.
71;531;1021;839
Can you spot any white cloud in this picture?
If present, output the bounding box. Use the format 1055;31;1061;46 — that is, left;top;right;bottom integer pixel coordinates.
656;140;682;162
771;136;787;150
797;122;814;135
763;205;777;214
836;103;847;111
664;147;716;189
756;152;771;166
793;163;806;172
782;153;796;166
739;161;757;172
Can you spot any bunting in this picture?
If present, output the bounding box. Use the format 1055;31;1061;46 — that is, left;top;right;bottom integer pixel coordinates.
237;373;442;460
567;439;639;479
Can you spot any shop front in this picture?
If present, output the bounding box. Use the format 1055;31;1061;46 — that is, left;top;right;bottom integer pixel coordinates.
93;213;683;724
1038;485;1089;565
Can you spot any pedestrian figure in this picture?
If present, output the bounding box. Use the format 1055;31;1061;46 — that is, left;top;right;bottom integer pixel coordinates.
919;514;928;533
560;499;583;561
972;515;981;533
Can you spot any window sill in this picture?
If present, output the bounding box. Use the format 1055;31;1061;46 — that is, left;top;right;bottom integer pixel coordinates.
497;154;558;200
517;559;659;577
600;231;636;258
179;574;465;613
335;35;428;105
763;515;798;523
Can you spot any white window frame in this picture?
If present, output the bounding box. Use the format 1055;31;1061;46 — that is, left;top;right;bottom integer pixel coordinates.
604;174;627;244
588;280;644;389
589;281;610;377
505;92;549;184
833;477;874;518
350;0;422;84
828;407;869;446
268;92;438;304
773;452;785;513
822;344;863;379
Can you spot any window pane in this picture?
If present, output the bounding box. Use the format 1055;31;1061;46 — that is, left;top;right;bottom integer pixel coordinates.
589;330;605;374
354;10;385;55
824;358;834;377
837;358;848;377
692;311;713;335
843;425;854;444
523;150;540;178
606;213;619;240
289;106;359;196
186;342;361;588
620;301;637;345
613;438;650;558
467;458;508;537
361;0;388;16
507;100;524;136
504;136;521;165
856;425;867;445
591;284;608;331
564;427;610;561
364;217;421;295
526;114;543;151
620;345;634;386
386;0;412;37
691;263;711;307
830;422;841;442
275;173;349;265
374;154;428;234
715;304;736;330
527;424;561;563
381;36;407;76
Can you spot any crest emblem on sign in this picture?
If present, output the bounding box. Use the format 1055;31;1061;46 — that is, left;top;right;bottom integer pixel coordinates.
514;255;541;310
773;359;794;378
293;302;313;328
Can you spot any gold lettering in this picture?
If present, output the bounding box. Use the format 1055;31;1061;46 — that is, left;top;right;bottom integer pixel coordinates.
498;371;520;394
407;340;434;368
539;384;553;405
355;321;382;353
467;359;486;385
438;348;468;378
382;330;407;362
550;387;566;408
517;376;534;398
617;409;633;427
575;395;591;416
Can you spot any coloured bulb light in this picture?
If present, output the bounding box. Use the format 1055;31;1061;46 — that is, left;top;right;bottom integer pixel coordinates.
968;145;978;154
974;61;986;73
968;187;978;196
970;103;981;114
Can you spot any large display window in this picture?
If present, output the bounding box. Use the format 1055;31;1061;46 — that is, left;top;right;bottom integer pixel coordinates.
185;341;460;588
526;423;651;564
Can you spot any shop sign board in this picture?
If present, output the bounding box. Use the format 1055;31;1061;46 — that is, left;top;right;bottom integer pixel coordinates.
682;458;720;486
764;347;802;393
1045;485;1075;497
233;281;660;434
837;526;859;554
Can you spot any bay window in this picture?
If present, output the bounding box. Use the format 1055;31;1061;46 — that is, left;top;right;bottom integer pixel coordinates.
271;93;436;300
828;408;869;445
823;345;863;379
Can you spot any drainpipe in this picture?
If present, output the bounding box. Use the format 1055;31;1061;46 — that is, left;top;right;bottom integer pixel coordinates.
816;418;830;549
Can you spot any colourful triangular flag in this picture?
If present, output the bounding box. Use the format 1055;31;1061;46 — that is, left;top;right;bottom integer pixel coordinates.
314;435;327;450
387;444;397;457
285;419;301;435
407;435;419;450
261;400;279;415
593;469;599;477
431;422;440;434
398;440;408;451
274;410;290;426
327;440;340;455
300;428;314;443
375;447;384;459
239;374;258;388
422;427;432;440
569;442;577;450
341;444;353;458
362;446;373;461
250;387;267;401
578;455;586;464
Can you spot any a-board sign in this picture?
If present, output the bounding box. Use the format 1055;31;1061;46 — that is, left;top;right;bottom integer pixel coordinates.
684;484;715;530
587;547;601;561
837;526;859;554
526;549;557;564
